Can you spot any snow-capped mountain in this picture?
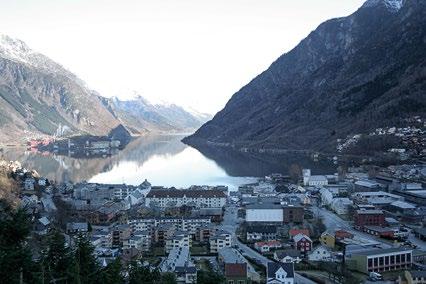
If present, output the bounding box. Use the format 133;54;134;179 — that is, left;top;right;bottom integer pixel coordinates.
99;95;211;134
0;34;207;143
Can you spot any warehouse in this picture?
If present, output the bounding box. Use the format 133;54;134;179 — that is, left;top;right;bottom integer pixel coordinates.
245;204;283;223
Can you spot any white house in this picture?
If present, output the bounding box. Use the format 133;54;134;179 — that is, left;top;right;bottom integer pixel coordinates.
308;245;333;262
274;249;302;264
330;198;353;215
267;262;294;284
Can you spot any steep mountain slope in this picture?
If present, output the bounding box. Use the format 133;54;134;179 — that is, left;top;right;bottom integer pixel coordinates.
99;96;211;134
0;35;209;143
184;0;426;152
0;34;120;143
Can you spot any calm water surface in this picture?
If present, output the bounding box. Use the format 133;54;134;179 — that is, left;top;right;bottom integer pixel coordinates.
0;135;336;190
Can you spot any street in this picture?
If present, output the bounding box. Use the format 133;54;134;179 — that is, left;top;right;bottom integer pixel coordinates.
219;204;317;284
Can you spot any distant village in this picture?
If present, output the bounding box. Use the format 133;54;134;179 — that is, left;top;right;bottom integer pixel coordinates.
2;159;426;284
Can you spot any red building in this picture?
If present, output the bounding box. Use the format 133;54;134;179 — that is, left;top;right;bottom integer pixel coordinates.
354;209;385;228
293;233;312;254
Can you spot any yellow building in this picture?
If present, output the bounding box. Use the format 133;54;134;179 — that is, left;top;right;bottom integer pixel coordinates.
320;231;335;248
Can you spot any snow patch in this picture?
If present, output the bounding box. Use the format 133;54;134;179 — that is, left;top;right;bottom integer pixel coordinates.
363;0;404;12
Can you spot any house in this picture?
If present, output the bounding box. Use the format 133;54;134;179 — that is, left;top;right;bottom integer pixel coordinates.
266;262;294;284
274;249;302;264
125;189;144;206
293;233;312;254
23;177;36;192
319;231;335;248
35;216;50;235
254;240;282;253
308;245;332;262
66;222;89;234
218;248;261;283
334;229;354;240
330;198;353;215
289;229;310;238
347;247;412;274
246;225;278;242
224;263;249;284
210;230;232;253
319;188;338;206
354;209;385;228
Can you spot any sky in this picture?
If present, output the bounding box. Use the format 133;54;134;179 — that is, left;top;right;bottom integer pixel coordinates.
0;0;365;114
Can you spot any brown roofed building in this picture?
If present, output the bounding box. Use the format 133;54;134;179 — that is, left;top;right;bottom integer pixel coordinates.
225;263;248;284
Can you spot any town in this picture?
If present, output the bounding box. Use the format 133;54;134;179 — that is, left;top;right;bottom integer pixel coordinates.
1;158;426;284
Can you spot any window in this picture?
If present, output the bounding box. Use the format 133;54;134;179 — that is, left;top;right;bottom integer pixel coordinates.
368;259;373;268
228;281;234;284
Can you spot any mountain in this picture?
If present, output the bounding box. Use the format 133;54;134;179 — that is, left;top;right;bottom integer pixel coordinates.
0;35;209;143
99;95;211;134
184;0;426;153
0;34;120;143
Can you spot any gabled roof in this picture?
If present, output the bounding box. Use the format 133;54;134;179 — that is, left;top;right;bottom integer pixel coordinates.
267;262;294;279
225;263;247;278
275;249;301;259
293;233;312;243
289;228;310;237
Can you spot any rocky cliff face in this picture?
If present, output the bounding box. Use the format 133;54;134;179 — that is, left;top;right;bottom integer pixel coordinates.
184;0;426;152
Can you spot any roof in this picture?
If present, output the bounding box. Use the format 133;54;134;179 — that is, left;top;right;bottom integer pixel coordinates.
38;217;50;226
267;262;294;279
255;240;281;247
390;200;416;209
308;175;327;182
293;233;312;243
355;180;380;188
410;270;426;278
289;229;310;237
146;189;226;198
225;263;247;278
246;204;283;210
351;247;412;256
356;209;384;215
275;249;301;259
246;225;277;234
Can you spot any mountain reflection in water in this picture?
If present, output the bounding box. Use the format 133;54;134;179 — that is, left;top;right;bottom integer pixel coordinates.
1;135;336;190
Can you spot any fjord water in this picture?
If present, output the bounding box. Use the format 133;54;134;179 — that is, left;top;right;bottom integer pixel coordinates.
0;135;336;190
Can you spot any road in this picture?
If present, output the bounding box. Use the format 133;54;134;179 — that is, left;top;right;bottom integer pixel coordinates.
314;206;426;250
219;204;318;284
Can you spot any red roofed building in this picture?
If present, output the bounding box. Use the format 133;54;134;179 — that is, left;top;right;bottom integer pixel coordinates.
335;229;354;240
289;229;310;238
225;263;248;284
254;240;282;253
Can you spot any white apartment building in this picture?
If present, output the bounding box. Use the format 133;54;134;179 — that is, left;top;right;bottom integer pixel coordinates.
209;230;232;253
145;189;227;208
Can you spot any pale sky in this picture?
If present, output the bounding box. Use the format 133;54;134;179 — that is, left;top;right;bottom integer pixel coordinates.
0;0;365;114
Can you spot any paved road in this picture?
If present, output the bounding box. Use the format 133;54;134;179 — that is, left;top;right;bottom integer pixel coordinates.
219;204;318;284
